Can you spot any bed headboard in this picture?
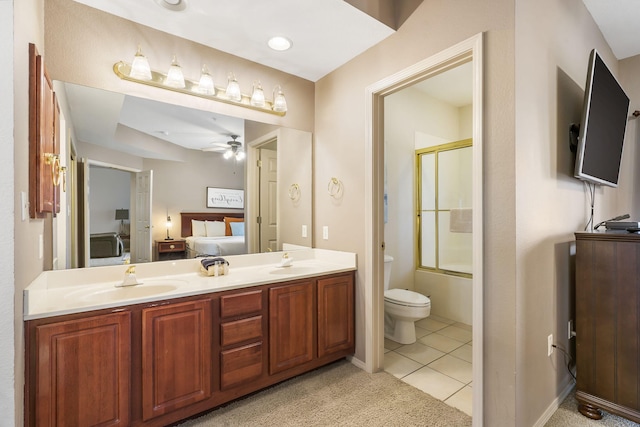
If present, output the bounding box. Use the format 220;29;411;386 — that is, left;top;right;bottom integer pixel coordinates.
180;212;244;237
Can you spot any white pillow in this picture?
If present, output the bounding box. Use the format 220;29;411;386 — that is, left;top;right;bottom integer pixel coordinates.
205;220;226;237
191;220;206;237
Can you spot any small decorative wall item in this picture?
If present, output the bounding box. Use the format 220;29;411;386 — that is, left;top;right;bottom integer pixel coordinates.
327;177;344;199
288;183;301;201
206;187;244;209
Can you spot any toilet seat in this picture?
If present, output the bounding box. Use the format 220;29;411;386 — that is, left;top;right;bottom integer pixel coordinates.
384;289;430;307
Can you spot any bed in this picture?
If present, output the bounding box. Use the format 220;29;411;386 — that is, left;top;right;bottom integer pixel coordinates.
180;212;246;257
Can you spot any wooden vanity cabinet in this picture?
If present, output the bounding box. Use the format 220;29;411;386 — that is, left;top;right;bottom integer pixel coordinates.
575;232;640;423
25;271;355;427
140;299;212;421
269;280;315;375
26;310;131;427
218;289;266;391
317;274;355;358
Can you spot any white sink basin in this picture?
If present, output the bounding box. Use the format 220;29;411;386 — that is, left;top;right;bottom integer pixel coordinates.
66;280;186;302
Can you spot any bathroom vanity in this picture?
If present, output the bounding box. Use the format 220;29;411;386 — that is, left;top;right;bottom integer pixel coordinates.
24;249;356;427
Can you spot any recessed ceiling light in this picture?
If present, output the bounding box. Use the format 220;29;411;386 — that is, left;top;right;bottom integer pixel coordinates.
268;36;292;52
154;0;187;12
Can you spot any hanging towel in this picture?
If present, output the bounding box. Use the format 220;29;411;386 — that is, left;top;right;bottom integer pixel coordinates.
450;208;472;233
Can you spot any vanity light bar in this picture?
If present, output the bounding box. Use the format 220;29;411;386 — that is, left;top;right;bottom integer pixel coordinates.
113;61;287;117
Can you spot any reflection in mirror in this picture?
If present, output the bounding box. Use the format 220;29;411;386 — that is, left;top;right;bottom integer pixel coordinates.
53;82;312;270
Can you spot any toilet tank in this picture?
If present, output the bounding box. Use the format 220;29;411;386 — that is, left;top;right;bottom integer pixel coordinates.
384;255;393;291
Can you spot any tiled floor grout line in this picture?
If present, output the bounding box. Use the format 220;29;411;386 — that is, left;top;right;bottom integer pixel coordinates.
383;316;473;416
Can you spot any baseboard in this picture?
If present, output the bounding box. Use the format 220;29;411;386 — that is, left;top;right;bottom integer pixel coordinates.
532;378;575;427
347;355;366;371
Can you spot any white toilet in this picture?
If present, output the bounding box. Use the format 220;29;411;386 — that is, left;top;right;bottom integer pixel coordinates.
384;255;431;344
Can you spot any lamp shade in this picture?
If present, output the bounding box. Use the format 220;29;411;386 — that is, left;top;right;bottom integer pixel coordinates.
273;86;288;112
129;46;152;80
115;209;129;220
226;73;242;102
165;55;185;88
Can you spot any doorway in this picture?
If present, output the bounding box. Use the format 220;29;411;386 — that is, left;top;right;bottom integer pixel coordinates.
365;33;484;424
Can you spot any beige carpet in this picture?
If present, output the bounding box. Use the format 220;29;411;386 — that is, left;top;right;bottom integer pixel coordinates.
177;359;472;427
546;391;640;426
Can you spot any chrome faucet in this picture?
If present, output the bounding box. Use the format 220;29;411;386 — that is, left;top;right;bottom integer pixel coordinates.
117;265;141;287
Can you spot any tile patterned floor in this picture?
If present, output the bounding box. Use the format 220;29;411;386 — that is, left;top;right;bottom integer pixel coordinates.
383;314;473;416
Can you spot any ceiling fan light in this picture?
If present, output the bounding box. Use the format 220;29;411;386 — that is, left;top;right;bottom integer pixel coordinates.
197;64;215;95
129;46;152;81
226;72;242;102
272;85;287;113
250;81;266;107
165;55;185;88
236;150;246;161
223;148;233;159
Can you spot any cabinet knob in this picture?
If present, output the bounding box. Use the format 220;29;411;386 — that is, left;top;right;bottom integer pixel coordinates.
169;244;175;249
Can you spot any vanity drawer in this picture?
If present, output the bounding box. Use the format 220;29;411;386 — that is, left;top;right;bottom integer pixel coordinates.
220;316;263;347
220;342;263;390
220;290;263;318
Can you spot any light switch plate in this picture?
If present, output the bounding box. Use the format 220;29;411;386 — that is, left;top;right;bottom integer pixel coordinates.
302;225;307;238
322;226;329;240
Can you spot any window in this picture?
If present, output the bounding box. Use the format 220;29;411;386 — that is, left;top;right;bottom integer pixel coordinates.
417;139;472;276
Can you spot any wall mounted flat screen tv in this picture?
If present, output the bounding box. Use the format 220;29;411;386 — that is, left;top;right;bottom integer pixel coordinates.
574;49;630;187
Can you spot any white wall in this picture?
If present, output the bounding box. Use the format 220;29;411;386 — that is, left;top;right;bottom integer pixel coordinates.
88;166;131;234
384;85;472;324
315;2;517;424
619;54;640;217
145;151;244;242
514;0;631;424
12;0;46;423
1;0;16;422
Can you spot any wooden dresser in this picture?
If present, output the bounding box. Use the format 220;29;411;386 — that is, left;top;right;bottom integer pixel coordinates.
155;239;187;261
575;231;640;423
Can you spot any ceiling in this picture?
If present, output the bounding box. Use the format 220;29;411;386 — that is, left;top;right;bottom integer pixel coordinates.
73;0;396;82
63;1;635;160
582;0;640;60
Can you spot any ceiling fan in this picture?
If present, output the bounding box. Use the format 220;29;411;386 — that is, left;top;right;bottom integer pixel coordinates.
204;135;245;161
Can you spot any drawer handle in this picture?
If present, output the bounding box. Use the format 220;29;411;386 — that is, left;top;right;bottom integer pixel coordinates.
169;244;175;249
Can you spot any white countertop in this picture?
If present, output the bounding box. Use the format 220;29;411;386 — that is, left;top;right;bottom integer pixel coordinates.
24;248;356;320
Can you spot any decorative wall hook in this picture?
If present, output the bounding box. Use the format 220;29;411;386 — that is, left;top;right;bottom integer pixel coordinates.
327;177;344;199
288;183;301;201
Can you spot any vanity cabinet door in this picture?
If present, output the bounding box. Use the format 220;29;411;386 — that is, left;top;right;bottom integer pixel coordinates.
317;273;355;358
32;311;131;427
141;299;212;421
269;280;315;374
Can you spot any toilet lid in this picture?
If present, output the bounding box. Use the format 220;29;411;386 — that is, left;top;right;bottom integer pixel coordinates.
384;289;430;307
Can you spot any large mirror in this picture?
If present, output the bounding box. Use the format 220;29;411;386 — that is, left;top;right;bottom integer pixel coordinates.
52;81;313;269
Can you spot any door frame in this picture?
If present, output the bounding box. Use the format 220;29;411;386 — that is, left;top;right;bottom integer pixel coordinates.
364;33;484;424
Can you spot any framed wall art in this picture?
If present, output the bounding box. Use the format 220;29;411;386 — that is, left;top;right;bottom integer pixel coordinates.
206;187;244;209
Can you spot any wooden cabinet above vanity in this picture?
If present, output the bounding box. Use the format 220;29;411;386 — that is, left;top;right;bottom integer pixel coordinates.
25;269;355;427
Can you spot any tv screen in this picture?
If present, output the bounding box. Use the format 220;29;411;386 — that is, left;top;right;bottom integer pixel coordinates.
574;49;630;187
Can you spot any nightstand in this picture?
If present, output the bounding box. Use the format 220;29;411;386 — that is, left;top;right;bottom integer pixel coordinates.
155;239;187;261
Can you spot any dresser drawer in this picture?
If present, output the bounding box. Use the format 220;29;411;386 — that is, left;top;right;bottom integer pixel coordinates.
220;290;263;318
157;240;186;253
220;342;263;390
221;316;263;347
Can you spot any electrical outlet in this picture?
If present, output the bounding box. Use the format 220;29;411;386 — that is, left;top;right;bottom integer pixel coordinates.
547;334;554;356
302;225;307;238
